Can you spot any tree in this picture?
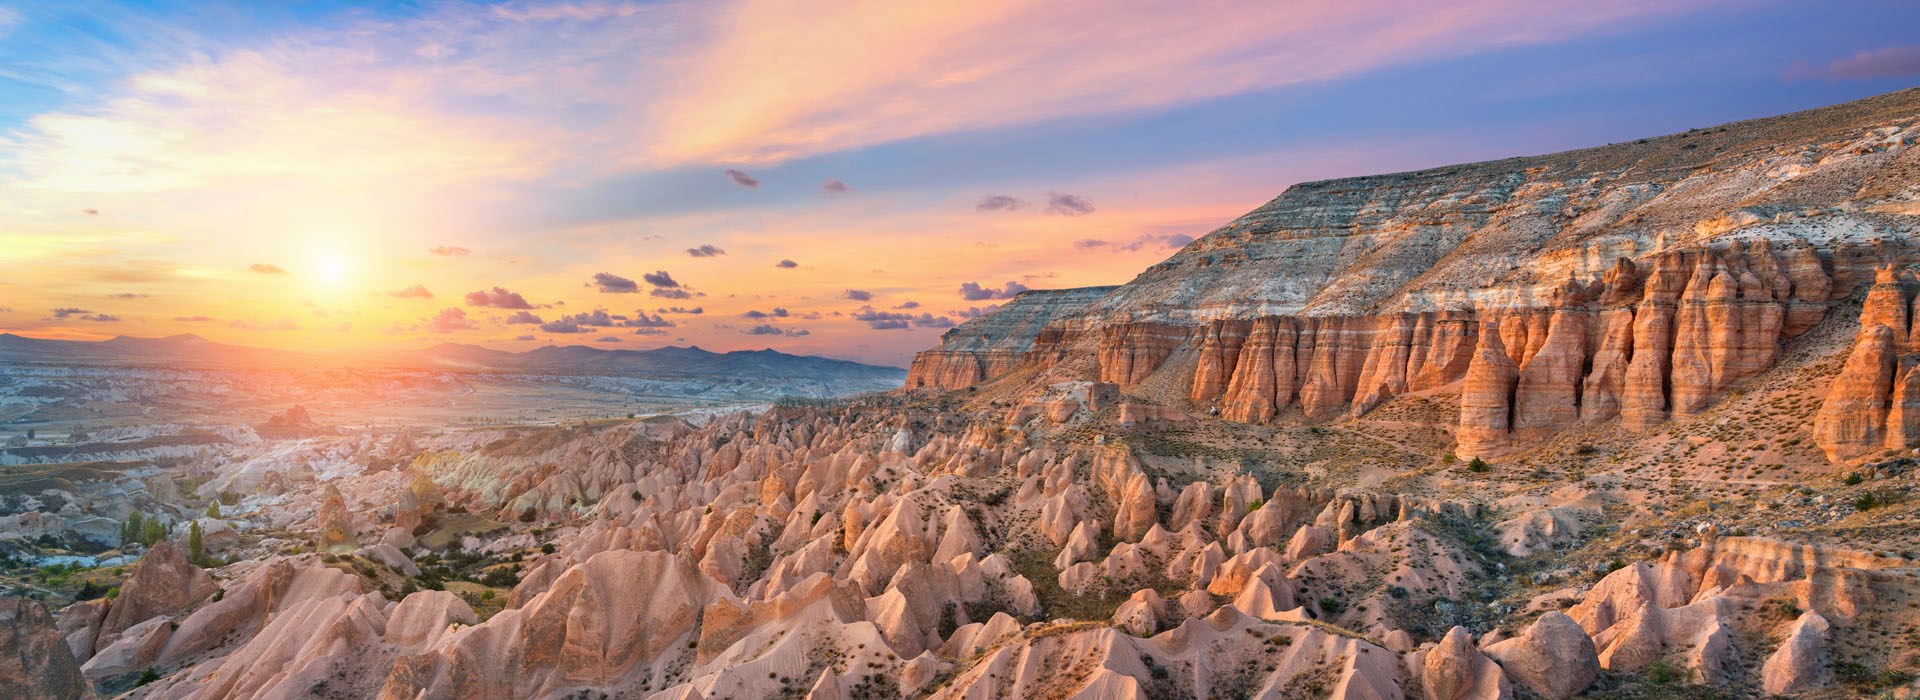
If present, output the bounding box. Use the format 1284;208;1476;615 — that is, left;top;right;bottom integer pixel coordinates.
140;517;166;547
188;520;205;565
204;501;222;519
121;512;146;547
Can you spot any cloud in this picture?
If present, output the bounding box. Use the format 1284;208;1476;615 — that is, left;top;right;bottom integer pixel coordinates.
775;259;798;269
593;335;624;343
843;289;873;301
976;195;1027;212
173;315;215;322
1045;192;1095;216
743;323;808;336
539;308;674;334
949;305;999;319
108;292;149;299
425;307;476;333
1786;45;1920;81
248;263;287;275
852;306;912;330
230;318;301;331
822;179;850;194
387;284;434;299
429;246;471;257
913;313;956;329
593;272;641;293
895;301;920;309
957;280;1028;300
743;308;789;319
650;288;692;299
504;310;543;324
687;244;726;257
627;312;675;328
651;1;1707;165
465;286;535;309
642;270;680;288
539;318;589;333
82;208;99;215
658;306;704;314
1075;232;1196;252
724;169;760;188
53;309;121;322
513;334;536;341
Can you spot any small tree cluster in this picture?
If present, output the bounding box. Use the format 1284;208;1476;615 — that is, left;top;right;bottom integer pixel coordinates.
120;512;169;548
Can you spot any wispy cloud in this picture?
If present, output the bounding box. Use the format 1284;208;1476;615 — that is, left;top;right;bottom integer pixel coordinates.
724;169;760;188
1786;45;1920;81
648;0;1716;164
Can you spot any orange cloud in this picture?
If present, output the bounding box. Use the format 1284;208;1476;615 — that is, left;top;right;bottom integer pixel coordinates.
648;0;1719;164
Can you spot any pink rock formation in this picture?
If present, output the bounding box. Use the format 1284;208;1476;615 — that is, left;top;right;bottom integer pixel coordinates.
1812;324;1897;461
1456;323;1518;459
0;599;93;700
1481;612;1598;700
1421;626;1509;700
96;540;216;653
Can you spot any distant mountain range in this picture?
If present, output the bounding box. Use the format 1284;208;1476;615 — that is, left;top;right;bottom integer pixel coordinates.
0;333;905;384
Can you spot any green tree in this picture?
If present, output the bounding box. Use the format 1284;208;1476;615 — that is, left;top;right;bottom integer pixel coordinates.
188;520;205;565
204;501;222;519
140;517;166;547
121;512;146;547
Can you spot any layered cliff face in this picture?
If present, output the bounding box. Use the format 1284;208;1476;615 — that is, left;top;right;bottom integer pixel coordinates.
909;87;1920;461
1814;266;1920;461
905;287;1116;389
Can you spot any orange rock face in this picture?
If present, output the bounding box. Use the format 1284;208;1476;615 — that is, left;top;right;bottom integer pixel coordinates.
1813;324;1898;462
1456;323;1519;460
1097;322;1188;387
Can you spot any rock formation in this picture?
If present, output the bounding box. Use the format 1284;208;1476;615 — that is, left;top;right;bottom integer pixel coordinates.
0;599;93;700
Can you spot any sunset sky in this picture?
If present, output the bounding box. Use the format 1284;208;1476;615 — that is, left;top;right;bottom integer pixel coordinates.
3;1;1918;366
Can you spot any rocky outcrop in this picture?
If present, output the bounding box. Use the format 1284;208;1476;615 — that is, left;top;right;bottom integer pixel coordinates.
1420;626;1509;700
1812;324;1898;461
905;287;1116;389
0;599;93;700
1482;612;1598;700
1457;324;1519;459
1189;320;1250;402
894;92;1920;462
317;482;358;553
1097;322;1187;387
95;540;216;653
1761;610;1831;695
1220;316;1299;423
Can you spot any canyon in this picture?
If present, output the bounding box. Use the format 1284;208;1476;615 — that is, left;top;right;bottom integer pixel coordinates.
4;88;1919;700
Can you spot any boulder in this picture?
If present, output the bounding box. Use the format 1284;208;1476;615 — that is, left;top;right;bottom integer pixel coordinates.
1483;612;1598;700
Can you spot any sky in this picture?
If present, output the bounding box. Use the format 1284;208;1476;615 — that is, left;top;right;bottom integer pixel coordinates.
2;1;1918;367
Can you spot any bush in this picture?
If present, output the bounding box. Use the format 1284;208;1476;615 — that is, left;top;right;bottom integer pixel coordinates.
1646;659;1689;685
1854;490;1903;512
1466;457;1489;473
1317;597;1345;614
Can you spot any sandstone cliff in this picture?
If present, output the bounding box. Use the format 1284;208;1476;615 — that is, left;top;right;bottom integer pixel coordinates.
909;87;1920;460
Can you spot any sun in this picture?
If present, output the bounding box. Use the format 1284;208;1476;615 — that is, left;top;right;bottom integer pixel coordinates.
313;250;354;289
